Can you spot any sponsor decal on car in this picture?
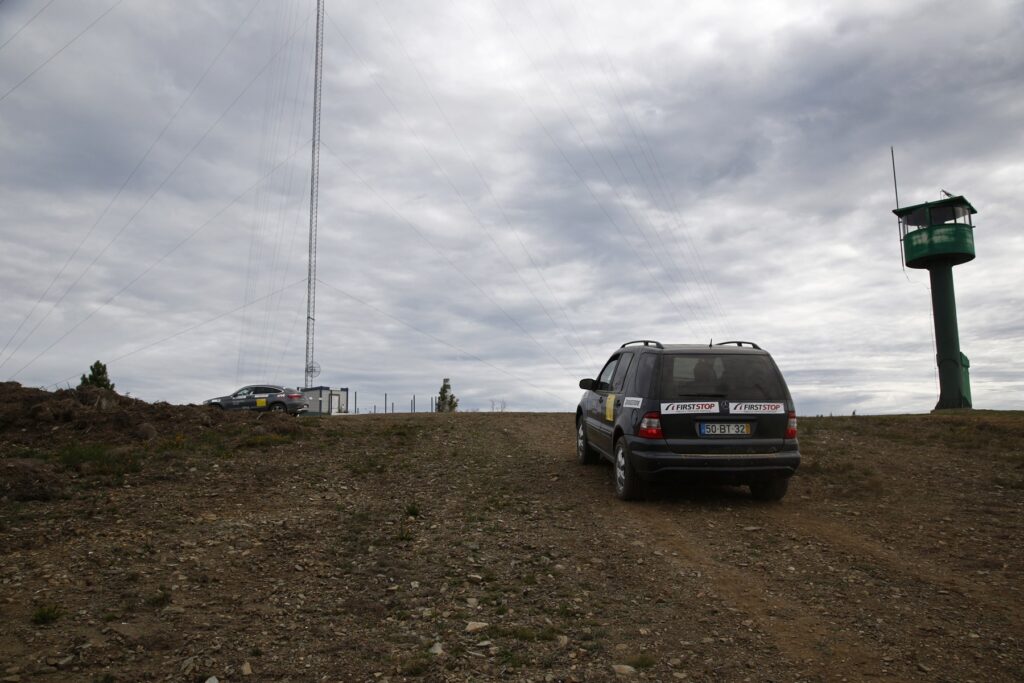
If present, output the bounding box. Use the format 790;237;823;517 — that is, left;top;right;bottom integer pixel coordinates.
661;402;720;414
622;397;642;409
728;402;785;414
605;393;616;421
256;398;267;408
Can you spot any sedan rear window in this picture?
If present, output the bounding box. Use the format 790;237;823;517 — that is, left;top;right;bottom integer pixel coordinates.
659;354;785;400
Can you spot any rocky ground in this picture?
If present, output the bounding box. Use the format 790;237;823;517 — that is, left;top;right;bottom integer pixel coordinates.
1;383;1022;682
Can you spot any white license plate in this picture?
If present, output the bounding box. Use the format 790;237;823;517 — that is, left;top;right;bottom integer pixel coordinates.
699;422;751;436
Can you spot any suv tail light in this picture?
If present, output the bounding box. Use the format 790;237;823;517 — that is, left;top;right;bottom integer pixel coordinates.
286;393;303;399
637;411;663;439
785;411;798;439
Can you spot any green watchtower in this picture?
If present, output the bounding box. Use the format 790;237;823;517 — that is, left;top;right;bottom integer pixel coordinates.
893;194;976;410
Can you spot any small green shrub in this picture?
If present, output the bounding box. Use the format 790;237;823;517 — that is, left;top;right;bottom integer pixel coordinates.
238;434;293;449
58;444;140;477
31;604;62;625
144;587;171;608
166;433;188;450
623;653;657;669
2;445;45;460
993;475;1024;490
498;649;528;667
399;655;431;675
506;625;559;642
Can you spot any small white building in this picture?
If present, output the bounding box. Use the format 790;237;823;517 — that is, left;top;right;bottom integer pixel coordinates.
302;386;348;416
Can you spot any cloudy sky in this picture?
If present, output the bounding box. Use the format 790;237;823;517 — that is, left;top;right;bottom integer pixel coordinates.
1;0;1022;415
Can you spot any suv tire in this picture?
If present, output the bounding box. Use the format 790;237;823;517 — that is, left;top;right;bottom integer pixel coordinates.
270;402;286;413
750;478;789;502
614;439;644;501
577;419;598;465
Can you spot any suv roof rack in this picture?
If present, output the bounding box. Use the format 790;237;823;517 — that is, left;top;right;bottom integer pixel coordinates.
714;340;762;350
620;340;664;349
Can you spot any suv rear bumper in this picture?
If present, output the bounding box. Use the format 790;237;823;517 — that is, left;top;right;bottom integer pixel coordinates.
627;437;799;483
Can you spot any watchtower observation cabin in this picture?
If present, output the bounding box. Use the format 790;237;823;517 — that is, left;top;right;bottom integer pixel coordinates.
893;195;976;410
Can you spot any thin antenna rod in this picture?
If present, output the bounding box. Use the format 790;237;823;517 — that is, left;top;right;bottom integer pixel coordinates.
304;0;325;389
891;146;909;280
890;146;900;209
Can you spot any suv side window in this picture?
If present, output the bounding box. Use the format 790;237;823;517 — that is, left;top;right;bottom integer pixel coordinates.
596;356;619;391
628;352;658;396
611;352;633;392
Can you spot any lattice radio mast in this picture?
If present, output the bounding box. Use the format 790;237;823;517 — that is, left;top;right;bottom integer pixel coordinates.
304;0;325;389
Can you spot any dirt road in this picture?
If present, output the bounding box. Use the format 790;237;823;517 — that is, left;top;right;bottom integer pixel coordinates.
1;398;1022;681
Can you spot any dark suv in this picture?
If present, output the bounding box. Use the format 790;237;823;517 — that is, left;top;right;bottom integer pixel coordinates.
576;341;800;501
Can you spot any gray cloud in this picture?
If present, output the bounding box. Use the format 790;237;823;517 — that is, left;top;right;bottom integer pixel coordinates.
2;0;1022;416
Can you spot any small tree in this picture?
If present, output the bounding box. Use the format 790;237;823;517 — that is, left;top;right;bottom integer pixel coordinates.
436;377;459;413
79;360;115;391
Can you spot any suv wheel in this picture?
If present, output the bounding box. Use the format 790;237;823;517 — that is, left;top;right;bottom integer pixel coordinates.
614;439;644;501
750;478;789;502
577;419;598;465
270;403;286;413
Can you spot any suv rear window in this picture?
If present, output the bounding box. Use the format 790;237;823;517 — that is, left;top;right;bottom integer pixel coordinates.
659;353;785;400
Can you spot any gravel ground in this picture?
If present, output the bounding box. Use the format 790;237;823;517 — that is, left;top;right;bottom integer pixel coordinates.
1;388;1022;682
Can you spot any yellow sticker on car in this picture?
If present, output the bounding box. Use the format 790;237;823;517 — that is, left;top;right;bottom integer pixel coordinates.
256;398;267;408
605;393;615;421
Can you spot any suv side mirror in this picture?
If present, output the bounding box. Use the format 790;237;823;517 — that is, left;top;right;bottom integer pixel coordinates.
579;378;595;390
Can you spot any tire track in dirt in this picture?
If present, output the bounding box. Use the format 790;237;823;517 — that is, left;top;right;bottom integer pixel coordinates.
544;414;1024;681
567;458;1024;681
755;506;1024;626
594;499;895;681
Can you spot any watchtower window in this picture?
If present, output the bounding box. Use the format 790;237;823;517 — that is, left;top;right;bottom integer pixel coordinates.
898;200;974;239
928;204;972;225
901;206;929;229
